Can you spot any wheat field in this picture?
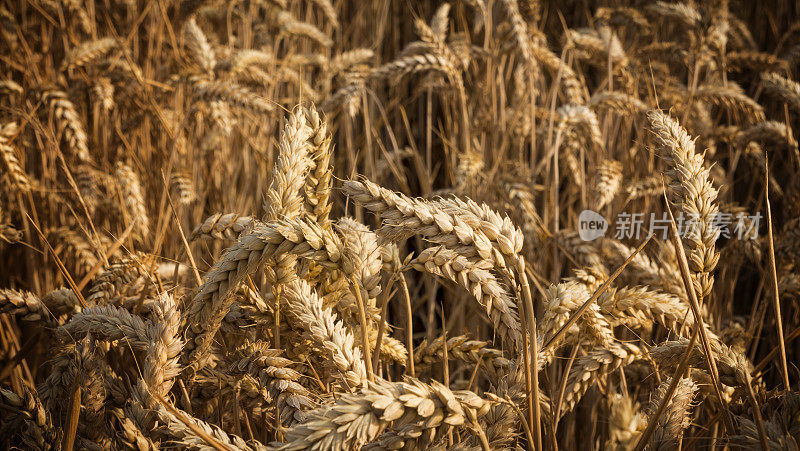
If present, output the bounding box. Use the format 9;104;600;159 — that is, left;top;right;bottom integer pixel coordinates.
1;0;800;449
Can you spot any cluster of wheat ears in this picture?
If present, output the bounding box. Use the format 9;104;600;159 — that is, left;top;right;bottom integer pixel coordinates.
2;0;800;449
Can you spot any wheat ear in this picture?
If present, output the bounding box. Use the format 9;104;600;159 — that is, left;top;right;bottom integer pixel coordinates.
281;278;368;389
183;218;350;374
648;110;720;299
412;246;522;349
280;378;488;451
190;213;257;242
227;340;314;426
303;105;334;228
647;377;697;450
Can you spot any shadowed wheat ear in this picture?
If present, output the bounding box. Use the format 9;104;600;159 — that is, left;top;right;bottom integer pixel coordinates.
647;377;697;450
1;122;31;193
0;387;61;449
589;90;648;115
0;289;55;324
537;280;618;367
193;79;275;115
59;304;149;348
414;334;512;380
598;286;695;337
559;342;642;417
648;110;720;299
227;340;314;426
40;90;91;163
182;218;351;375
760;71;800;113
114;162;150;241
649;338;753;388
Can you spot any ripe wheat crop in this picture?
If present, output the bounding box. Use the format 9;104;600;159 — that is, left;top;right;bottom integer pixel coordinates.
2;0;800;449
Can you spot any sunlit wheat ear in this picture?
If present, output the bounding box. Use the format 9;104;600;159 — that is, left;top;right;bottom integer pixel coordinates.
344;178;521;282
335;216;382;301
169;171;196;205
276;11;333;48
281;278;368;389
183;18;216;76
132;293;183;412
646;1;701;27
303;105;334;228
92;77;114;112
264;107;313;221
156;405;257;450
648;110;720;299
280;378;489;451
190;213;257;242
411;246;522;350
